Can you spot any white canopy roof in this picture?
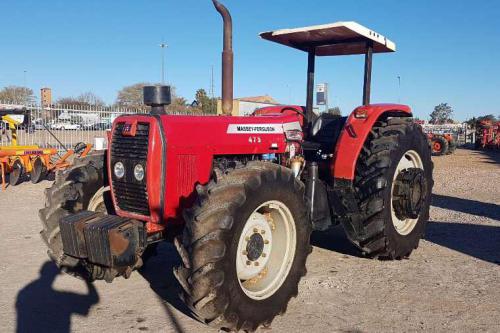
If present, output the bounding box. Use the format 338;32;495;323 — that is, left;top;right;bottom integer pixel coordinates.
260;21;396;56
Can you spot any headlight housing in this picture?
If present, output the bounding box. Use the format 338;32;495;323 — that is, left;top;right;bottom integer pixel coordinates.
114;162;125;179
134;164;145;181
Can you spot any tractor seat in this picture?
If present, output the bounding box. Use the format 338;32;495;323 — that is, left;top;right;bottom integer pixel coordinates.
303;113;347;153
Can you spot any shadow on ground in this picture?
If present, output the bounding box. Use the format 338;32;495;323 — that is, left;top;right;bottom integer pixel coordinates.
15;261;99;333
138;242;195;333
460;146;500;164
426;221;500;264
311;225;362;258
432;194;500;221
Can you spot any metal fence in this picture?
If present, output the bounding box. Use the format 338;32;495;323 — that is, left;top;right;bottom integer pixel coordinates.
1;101;147;152
421;123;471;145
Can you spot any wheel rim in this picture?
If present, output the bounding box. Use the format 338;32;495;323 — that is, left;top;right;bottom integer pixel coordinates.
88;186;110;213
433;141;441;152
390;150;424;236
236;200;297;300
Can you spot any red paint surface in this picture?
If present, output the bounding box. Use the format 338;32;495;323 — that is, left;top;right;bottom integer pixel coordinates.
109;113;299;231
332;104;412;180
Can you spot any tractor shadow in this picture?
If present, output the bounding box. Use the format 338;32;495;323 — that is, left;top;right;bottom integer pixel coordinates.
311;225;364;258
15;261;100;333
428;194;500;264
425;221;500;264
432;194;500;221
138;242;195;333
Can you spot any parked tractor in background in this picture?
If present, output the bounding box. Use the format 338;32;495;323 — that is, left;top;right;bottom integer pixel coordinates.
475;120;500;149
39;1;433;331
427;132;457;156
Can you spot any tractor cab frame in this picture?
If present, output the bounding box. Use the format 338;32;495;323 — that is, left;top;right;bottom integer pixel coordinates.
260;21;396;126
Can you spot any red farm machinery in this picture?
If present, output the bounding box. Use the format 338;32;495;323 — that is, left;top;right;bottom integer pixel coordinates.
39;1;433;331
475;119;500;149
427;132;458;156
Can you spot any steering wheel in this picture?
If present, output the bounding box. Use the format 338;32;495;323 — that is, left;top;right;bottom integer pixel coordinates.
280;107;306;118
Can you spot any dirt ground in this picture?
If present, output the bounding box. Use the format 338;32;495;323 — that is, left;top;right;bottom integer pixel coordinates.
0;148;498;333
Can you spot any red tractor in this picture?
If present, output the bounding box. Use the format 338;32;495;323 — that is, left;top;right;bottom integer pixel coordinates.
39;1;433;331
428;132;457;156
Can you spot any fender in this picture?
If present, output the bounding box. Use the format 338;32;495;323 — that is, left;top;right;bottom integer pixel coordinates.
332;104;412;181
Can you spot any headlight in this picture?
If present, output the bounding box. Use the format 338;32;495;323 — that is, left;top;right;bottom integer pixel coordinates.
114;162;125;179
134;164;145;181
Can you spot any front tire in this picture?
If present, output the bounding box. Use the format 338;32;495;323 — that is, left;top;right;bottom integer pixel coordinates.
39;153;111;277
342;117;433;259
174;162;311;332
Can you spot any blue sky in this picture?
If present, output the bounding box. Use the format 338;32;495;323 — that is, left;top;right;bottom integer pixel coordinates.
1;0;499;121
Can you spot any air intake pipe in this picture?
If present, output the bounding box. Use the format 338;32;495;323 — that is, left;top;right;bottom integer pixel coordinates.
212;0;233;116
143;85;171;115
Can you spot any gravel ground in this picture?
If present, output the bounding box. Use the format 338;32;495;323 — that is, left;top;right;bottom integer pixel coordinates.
0;148;498;333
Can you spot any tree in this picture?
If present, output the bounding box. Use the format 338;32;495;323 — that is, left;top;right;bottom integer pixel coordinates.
115;83;187;112
0;86;36;104
195;89;217;114
327;106;342;116
57;92;105;107
429;103;454;124
115;83;151;110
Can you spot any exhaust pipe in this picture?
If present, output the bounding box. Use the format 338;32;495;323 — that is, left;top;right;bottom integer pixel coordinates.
212;0;233;116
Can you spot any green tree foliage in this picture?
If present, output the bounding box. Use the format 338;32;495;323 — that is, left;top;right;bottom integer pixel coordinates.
115;82;150;110
465;114;497;129
327;106;342;116
0;86;36;104
116;83;188;112
429;103;454;124
195;89;217;114
57;92;105;107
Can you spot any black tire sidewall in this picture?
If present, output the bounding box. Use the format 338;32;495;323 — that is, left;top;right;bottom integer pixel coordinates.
381;125;432;256
222;170;309;323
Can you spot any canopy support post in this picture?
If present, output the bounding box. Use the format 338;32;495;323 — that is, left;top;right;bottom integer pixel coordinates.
306;49;316;128
363;41;373;105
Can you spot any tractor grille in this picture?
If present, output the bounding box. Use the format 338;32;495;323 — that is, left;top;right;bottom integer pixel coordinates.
110;122;150;216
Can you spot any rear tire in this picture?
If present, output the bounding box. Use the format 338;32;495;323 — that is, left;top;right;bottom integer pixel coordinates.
431;135;448;156
174;162;311;332
341;117;433;259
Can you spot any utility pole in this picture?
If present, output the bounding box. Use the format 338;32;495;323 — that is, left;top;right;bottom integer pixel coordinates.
159;42;168;85
210;65;215;99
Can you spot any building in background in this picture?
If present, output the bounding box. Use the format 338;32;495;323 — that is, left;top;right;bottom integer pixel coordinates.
217;95;280;116
40;88;52;107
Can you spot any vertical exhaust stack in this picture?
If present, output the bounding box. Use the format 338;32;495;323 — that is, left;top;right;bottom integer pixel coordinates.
212;0;233;116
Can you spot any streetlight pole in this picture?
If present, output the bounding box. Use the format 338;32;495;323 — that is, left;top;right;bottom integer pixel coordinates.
23;70;27;87
159;42;168;85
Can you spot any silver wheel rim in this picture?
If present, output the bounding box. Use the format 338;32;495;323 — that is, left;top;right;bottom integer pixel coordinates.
391;150;424;236
88;186;109;213
236;200;297;300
